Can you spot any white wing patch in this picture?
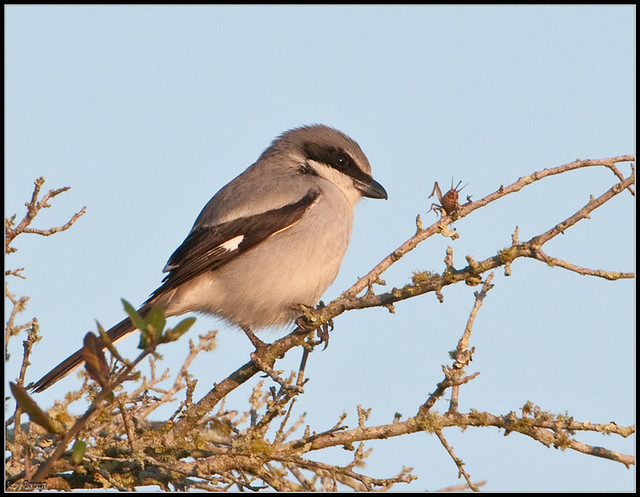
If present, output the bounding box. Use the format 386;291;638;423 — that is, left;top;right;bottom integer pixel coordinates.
219;234;244;252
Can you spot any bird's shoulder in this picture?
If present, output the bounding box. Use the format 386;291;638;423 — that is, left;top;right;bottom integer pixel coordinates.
194;169;320;228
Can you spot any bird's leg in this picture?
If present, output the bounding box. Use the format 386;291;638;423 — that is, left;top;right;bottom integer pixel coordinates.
241;325;267;351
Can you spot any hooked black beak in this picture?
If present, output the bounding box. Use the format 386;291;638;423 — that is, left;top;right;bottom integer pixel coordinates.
357;178;388;200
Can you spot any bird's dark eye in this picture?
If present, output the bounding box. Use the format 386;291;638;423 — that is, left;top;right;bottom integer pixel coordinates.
333;153;348;169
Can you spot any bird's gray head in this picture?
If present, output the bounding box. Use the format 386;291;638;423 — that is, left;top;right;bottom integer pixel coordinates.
260;124;388;204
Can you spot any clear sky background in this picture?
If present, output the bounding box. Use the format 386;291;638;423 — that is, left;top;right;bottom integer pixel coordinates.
5;5;635;492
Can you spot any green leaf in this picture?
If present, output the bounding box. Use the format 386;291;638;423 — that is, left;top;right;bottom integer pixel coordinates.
96;320;129;366
10;382;64;434
163;317;196;343
138;327;150;349
137;306;166;349
71;439;87;465
146;306;166;339
122;299;148;333
96;320;116;354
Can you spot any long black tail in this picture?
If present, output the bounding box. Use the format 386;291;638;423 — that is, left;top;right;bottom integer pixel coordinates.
28;312;144;393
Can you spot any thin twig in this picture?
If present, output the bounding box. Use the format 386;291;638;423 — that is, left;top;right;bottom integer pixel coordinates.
435;429;479;491
5;177;86;253
449;273;494;414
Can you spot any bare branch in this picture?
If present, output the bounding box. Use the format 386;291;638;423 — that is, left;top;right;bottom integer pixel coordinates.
339;156;635;303
436;429;479;491
5;177;86;254
6;158;634;490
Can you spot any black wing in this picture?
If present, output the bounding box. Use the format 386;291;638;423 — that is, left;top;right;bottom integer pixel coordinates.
148;188;320;299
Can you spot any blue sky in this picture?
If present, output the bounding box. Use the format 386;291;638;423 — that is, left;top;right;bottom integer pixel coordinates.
5;5;635;491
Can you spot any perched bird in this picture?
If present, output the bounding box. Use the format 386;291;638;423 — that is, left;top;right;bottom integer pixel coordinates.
29;124;387;392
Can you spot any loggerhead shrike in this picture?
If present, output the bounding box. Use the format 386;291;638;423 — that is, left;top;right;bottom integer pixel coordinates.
29;124;387;392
